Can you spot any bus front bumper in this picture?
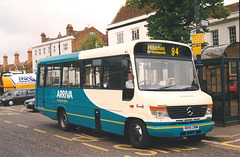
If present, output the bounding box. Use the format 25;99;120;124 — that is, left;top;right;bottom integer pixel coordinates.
146;120;215;138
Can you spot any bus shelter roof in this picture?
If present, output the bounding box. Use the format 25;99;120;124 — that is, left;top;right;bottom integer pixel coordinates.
201;42;239;59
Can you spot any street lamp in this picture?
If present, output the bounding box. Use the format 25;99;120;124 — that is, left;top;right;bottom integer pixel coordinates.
195;0;203;87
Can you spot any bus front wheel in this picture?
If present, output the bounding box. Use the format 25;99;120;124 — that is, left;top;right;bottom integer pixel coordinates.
128;119;150;148
58;110;71;131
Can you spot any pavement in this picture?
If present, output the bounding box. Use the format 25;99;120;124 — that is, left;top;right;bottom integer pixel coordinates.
206;123;240;141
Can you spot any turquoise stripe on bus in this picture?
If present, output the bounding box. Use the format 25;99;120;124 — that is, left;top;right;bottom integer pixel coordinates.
38;52;80;64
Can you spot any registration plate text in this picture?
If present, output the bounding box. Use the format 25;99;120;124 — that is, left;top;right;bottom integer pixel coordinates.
183;125;199;131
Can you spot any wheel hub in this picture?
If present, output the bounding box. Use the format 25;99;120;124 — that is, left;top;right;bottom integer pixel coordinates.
132;124;143;142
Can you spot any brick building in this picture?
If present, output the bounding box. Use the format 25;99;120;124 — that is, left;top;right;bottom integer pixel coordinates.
0;49;33;73
32;24;108;73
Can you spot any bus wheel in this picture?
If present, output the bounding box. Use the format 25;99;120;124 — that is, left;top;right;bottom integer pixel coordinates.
8;100;14;106
58;110;71;131
187;134;205;142
128;119;150;148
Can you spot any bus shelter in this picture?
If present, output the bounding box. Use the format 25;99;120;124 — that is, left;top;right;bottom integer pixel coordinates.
200;42;240;126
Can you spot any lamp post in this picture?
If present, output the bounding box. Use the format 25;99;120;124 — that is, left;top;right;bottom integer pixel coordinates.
195;0;203;87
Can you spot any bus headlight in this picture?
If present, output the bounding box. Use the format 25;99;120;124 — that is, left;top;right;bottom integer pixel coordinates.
206;104;213;115
150;106;169;118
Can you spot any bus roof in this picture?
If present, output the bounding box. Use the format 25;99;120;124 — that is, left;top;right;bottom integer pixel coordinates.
38;40;191;64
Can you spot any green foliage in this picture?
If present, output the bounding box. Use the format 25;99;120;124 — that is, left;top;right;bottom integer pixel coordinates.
80;33;106;51
73;49;79;52
126;0;231;44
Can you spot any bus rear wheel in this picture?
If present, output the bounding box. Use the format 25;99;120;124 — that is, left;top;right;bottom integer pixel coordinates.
58;110;71;131
128;119;150;148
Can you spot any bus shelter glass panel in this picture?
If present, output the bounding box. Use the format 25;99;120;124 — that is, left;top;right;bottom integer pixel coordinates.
225;61;239;118
203;64;222;121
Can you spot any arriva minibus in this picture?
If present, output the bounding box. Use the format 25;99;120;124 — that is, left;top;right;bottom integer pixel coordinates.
36;40;214;148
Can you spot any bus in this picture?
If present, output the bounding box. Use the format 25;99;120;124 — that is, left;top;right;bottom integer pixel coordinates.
36;40;214;148
0;72;36;94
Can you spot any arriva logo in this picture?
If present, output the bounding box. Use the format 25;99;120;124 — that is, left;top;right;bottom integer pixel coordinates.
56;90;73;99
19;76;36;82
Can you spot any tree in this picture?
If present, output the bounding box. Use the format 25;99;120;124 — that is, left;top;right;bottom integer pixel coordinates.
80;33;106;50
126;0;231;44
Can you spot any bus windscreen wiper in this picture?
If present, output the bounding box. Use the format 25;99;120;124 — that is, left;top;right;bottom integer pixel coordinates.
181;86;199;90
158;85;176;90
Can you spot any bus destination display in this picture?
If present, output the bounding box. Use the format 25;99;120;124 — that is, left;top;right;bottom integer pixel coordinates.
134;42;192;57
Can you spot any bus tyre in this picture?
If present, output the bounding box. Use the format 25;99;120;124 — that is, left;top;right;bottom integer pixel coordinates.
58;110;71;131
187;134;205;142
129;119;150;148
8;100;14;106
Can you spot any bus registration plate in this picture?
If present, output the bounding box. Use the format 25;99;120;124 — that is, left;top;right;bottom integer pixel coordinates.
183;125;199;131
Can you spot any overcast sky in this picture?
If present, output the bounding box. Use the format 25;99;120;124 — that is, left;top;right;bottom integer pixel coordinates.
0;0;238;65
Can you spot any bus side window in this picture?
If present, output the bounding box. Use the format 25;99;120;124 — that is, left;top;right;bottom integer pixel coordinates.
102;56;122;89
62;61;81;88
38;66;45;87
46;64;61;87
122;58;134;101
82;60;101;88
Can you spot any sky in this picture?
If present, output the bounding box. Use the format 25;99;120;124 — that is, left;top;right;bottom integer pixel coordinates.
0;0;238;65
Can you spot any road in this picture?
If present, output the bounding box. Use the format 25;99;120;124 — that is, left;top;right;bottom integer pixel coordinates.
0;105;240;157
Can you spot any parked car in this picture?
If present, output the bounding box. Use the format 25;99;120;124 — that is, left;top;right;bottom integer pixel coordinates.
0;88;35;106
0;89;17;98
24;98;37;111
229;78;238;99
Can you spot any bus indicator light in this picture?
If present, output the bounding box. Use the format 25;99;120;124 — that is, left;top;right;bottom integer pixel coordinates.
129;105;134;108
150;106;167;111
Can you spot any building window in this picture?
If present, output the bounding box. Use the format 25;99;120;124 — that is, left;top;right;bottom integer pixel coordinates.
43;48;46;54
90;32;96;35
229;26;236;43
132;28;139;40
229;62;237;76
117;32;124;44
53;46;56;52
39;49;41;55
48;47;50;54
212;30;219;46
63;43;68;50
35;50;37;56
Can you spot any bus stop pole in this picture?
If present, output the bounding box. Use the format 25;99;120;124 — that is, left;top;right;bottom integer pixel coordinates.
195;0;203;87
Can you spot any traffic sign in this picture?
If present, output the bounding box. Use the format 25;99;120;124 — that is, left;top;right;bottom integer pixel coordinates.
192;44;201;55
192;33;204;44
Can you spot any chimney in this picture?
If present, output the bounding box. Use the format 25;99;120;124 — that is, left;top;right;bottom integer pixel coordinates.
14;52;20;65
66;24;73;36
57;32;62;38
41;33;47;42
3;54;8;66
27;48;32;62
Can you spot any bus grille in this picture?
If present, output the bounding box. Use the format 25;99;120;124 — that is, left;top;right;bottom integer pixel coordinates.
167;105;207;119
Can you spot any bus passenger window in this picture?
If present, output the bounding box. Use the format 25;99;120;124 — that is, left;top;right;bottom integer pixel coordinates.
38;66;45;87
103;66;121;89
102;56;122;89
62;62;81;87
46;64;61;87
83;60;101;88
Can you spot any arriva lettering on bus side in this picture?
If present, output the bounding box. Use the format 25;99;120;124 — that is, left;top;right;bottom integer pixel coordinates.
56;90;73;99
36;40;215;148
